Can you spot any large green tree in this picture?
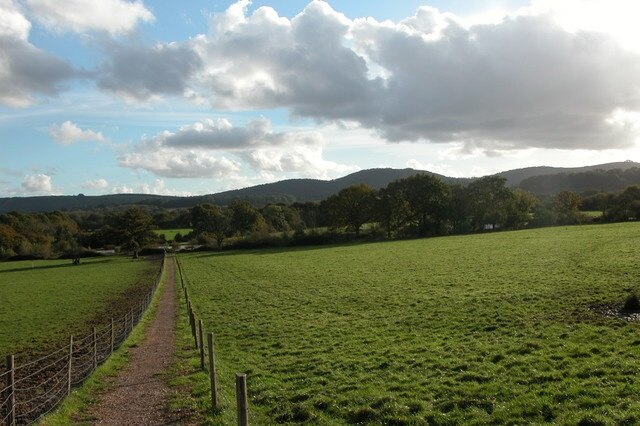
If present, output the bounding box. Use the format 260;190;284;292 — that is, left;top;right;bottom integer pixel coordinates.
324;184;377;236
109;207;156;258
191;204;231;247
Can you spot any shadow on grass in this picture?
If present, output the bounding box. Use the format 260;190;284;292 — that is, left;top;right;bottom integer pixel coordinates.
0;258;118;274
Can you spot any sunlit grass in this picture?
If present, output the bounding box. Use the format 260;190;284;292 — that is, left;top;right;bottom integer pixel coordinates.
178;223;640;424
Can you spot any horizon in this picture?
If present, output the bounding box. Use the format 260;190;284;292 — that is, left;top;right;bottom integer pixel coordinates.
1;0;640;197
2;159;638;199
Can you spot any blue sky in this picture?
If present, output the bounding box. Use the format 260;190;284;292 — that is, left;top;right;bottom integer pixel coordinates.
1;0;639;197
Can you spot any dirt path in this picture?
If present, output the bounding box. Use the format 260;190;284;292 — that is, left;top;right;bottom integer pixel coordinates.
88;256;181;425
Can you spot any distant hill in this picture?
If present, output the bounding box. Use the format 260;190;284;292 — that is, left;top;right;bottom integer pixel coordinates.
496;161;640;186
208;168;466;205
2;161;640;213
519;167;640;195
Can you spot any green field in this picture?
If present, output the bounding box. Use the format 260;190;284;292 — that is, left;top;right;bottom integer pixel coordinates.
178;223;640;424
155;228;192;241
582;211;604;218
0;256;159;359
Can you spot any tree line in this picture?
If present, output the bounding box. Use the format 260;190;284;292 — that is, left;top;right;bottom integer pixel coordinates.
3;173;640;259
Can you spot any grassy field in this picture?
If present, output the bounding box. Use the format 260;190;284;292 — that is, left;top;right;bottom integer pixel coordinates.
155;228;192;241
178;223;640;424
0;256;159;359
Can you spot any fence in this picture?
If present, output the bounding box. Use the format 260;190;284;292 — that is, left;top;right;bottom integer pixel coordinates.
1;255;165;426
175;257;254;426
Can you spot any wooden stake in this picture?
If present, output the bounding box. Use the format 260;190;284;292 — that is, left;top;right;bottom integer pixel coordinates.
92;327;98;370
207;333;219;411
198;320;205;370
5;355;14;426
236;373;248;426
67;336;73;395
110;318;115;353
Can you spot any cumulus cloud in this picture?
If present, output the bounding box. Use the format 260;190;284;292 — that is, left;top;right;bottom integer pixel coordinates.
21;174;52;193
0;0;75;107
178;1;640;151
111;179;193;196
119;117;357;179
97;41;202;102
49;121;105;145
81;178;108;189
26;0;153;35
148;117;321;150
243;145;358;179
119;149;241;178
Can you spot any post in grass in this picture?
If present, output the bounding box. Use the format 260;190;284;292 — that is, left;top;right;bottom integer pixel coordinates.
236;373;248;426
92;327;98;370
207;333;219;411
5;355;15;426
198;320;205;370
67;336;73;395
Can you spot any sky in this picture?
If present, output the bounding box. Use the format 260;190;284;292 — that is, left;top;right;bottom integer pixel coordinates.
1;0;639;197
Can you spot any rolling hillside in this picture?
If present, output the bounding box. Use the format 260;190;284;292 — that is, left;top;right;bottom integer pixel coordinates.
2;161;640;213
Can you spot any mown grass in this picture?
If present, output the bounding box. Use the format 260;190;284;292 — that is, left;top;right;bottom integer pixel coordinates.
0;256;159;359
156;228;192;241
177;222;640;424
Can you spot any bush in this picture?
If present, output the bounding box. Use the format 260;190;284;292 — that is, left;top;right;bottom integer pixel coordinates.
623;293;640;312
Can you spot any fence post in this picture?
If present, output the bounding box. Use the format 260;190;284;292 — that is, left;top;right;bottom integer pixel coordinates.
192;314;199;349
236;373;248;426
67;336;73;395
5;355;14;426
207;333;219;411
92;327;98;370
198;320;205;370
110;318;115;354
129;308;134;334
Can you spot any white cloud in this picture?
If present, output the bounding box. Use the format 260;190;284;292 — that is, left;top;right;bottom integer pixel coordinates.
111;179;193;196
181;1;640;152
21;173;52;193
49;121;105;145
0;0;75;107
26;0;153;35
119;149;242;178
244;145;358;179
119;117;358;180
149;117;321;150
81;178;108;189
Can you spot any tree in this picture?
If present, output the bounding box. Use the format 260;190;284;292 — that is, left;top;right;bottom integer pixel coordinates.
229;200;265;236
391;174;450;236
191;204;231;248
324;184;377;236
553;191;583;225
466;176;514;231
376;185;410;238
109;207;156;258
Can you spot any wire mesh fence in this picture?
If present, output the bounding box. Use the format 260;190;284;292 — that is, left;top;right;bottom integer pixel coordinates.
1;254;165;426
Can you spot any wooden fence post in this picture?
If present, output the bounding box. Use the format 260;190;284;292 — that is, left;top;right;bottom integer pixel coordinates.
129;308;134;334
236;373;248;426
5;355;14;426
67;336;73;395
110;318;115;354
198;320;205;370
207;333;219;411
192;314;198;349
92;327;98;370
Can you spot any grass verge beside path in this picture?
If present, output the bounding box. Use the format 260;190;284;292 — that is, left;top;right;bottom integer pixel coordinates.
40;257;167;425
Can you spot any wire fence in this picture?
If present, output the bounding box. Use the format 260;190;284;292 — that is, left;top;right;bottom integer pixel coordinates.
175;256;254;426
1;254;165;426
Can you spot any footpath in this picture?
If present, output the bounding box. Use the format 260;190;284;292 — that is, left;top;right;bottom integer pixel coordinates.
88;257;186;425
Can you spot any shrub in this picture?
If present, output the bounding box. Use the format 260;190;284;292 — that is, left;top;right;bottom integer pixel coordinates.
623;293;640;312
